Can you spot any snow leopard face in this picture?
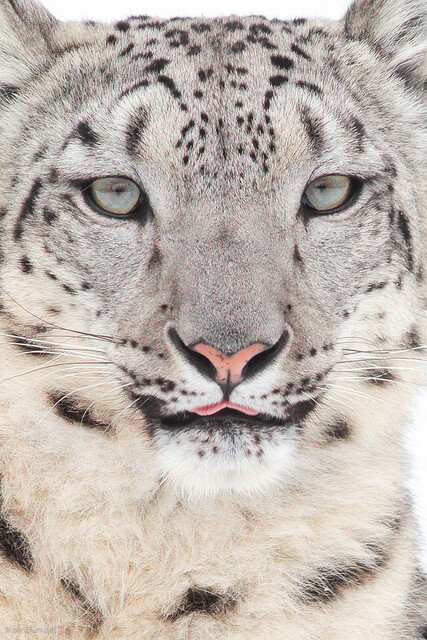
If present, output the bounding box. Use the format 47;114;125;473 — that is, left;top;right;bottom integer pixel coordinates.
0;0;425;495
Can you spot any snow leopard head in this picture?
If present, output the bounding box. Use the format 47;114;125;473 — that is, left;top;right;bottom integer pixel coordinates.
0;0;425;495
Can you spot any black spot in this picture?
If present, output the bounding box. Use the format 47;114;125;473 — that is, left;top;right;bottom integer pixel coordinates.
194;90;203;99
365;282;387;293
115;20;130;32
165;28;189;48
10;335;45;358
301;546;387;603
326;418;350;441
106;34;117;45
301;108;323;152
293;245;304;266
191;23;211;33
148;245;162;270
263;90;274;110
292;18;307;26
270;75;288;86
290;43;311;60
48;392;111;432
126;107;148;156
130;394;164;431
19;256;33;274
81;281;91;291
271;54;294;70
402;327;421;350
43;207;57;225
249;23;272;36
286;398;317;424
131;51;154;62
0;83;20;101
181;120;195;138
48;169;58;183
396;210;414;271
0;497;33;573
296;80;322;95
225;20;244;31
61;578;102;631
62;283;76;295
158;75;181;99
366;369;396;385
14;179;43;241
120;43;135;56
247;34;277;50
165;587;237;621
75;121;99;146
350;117;365;150
145;57;170;73
32;146;47;163
187;45;201;56
231;41;245;53
119;79;149;100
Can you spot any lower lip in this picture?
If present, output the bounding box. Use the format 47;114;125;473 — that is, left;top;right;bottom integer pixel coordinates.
157;408;293;431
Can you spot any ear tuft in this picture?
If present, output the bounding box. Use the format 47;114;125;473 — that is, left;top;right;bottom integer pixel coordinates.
344;0;427;90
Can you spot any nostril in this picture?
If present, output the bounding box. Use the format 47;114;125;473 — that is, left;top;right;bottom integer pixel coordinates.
167;327;218;382
241;329;290;381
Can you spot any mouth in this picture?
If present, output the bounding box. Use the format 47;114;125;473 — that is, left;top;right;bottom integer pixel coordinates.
157;398;317;432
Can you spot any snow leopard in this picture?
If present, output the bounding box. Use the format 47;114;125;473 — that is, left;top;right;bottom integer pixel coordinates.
0;0;425;637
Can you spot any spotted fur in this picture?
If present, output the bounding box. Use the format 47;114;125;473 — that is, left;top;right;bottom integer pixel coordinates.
0;0;426;637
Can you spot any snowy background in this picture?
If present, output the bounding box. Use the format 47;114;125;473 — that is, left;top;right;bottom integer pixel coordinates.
42;0;427;569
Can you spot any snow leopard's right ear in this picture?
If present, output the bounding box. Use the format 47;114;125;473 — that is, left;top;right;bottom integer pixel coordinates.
0;0;58;89
0;0;99;94
344;0;427;91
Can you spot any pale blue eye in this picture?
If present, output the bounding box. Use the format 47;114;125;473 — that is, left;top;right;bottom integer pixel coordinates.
304;175;352;212
89;177;141;215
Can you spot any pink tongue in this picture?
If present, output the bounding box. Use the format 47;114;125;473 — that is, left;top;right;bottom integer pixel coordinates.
193;400;259;417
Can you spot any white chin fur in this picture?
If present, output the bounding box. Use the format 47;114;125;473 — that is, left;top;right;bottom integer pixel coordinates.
152;427;297;497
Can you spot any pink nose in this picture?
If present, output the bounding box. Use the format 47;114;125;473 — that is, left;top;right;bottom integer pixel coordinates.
191;342;270;385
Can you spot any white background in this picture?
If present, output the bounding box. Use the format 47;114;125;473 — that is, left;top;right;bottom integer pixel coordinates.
41;0;427;568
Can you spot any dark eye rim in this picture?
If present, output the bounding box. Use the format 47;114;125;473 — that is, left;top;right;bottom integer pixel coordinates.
301;174;363;216
80;176;150;219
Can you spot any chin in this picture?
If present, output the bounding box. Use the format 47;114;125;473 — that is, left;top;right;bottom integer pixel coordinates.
151;418;298;498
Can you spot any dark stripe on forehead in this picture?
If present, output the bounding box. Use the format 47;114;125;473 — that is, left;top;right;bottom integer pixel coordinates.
349;117;365;151
13;179;43;241
396;210;414;272
120;79;150;100
296;80;323;96
290;43;311;60
300;108;323;152
126;107;149;156
74;121;99;146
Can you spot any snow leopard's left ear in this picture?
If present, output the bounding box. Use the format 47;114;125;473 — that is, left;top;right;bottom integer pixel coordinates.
344;0;426;90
